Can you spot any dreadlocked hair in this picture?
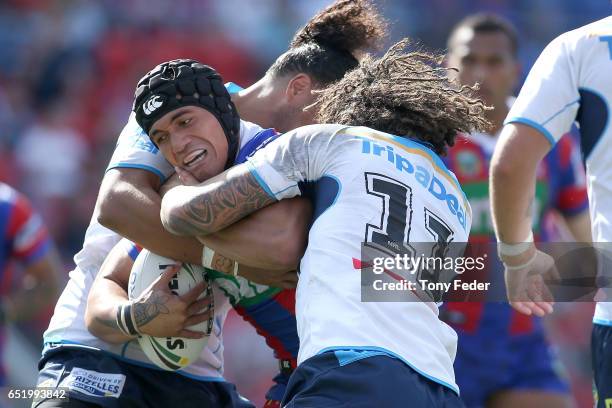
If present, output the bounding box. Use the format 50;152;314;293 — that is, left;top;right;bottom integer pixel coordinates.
268;0;388;86
316;39;492;155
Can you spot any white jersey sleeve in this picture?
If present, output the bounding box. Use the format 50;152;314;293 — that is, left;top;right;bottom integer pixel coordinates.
246;124;343;200
504;17;612;324
106;113;174;182
247;123;470;393
505;33;579;144
506;16;612;146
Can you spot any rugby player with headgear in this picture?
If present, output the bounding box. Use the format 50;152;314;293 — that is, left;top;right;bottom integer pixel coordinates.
36;1;387;407
160;40;490;407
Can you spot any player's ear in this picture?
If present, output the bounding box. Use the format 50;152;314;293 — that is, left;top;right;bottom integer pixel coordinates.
441;53;450;68
285;73;313;104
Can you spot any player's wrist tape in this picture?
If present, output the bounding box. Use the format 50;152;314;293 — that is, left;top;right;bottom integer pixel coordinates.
202;246;215;269
202;246;239;277
498;230;534;257
504;250;538;271
116;302;141;337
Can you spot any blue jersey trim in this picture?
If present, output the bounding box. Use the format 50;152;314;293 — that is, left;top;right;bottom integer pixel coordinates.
225;82;244;94
106;163;167;183
42;340;226;382
504;117;557;146
578;86;611;161
246;162;277;199
541;99;580;126
326;174;342;207
333;349;389;366
276;184;299;195
126;243;140;261
593;318;612;326
600;35;612;59
121;341;130;357
385;134;459;184
235;128;278;164
298;174;342;225
42;339;98;354
316;345;459;395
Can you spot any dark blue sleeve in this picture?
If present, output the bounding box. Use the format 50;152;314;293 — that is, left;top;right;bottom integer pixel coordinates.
234;128;279;164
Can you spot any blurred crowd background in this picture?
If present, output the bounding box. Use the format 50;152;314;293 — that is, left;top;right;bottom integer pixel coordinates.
0;0;609;407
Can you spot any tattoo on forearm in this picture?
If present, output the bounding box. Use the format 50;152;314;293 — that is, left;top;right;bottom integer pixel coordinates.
132;292;170;328
170;170;275;236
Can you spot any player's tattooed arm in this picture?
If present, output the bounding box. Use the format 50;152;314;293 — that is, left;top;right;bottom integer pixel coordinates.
132;292;171;327
91;294;170;336
94;316;121;331
161;164;276;237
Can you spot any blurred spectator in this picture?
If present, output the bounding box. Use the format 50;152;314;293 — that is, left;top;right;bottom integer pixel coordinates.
0;182;63;385
15;103;87;199
14;101;89;248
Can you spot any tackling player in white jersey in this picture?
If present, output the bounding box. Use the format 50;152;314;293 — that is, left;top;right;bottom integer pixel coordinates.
160;40;490;407
488;15;612;408
36;2;388;406
37;76;279;408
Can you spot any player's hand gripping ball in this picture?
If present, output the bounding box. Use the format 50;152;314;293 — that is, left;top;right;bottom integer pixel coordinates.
128;250;214;370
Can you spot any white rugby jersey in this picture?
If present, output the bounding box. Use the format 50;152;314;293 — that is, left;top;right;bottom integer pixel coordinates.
44;111;265;380
246;124;471;393
504;16;612;324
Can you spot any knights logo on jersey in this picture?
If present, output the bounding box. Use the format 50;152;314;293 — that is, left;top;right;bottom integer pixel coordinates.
454;150;482;179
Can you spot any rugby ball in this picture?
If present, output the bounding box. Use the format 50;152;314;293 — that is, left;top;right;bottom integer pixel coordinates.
128;250;214;371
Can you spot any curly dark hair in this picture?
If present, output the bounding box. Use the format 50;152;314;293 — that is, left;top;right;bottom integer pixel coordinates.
267;0;387;86
316;39;491;155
